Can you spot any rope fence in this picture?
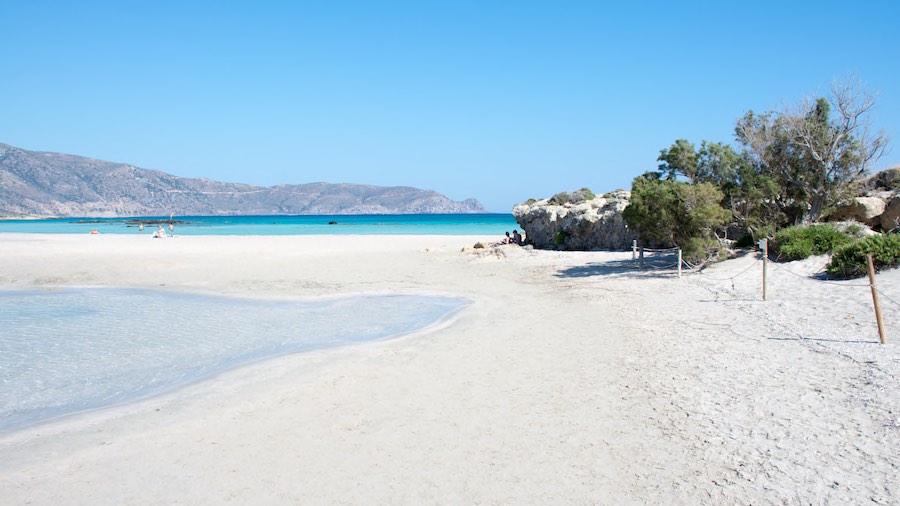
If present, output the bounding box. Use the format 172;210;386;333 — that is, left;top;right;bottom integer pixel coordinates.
631;239;892;344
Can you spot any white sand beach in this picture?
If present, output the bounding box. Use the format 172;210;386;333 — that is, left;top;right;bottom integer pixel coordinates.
0;234;898;504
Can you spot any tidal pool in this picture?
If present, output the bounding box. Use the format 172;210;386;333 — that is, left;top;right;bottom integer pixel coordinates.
0;288;466;433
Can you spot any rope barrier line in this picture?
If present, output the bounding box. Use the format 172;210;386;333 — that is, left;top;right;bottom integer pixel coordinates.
643;263;680;271
767;261;871;288
633;245;891;344
874;287;900;310
635;248;681;271
682;258;699;270
635;250;897;316
641;247;681;253
688;258;761;282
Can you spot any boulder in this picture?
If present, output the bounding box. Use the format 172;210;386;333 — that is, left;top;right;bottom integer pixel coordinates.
829;196;886;227
512;190;637;250
865;166;900;191
880;196;900;232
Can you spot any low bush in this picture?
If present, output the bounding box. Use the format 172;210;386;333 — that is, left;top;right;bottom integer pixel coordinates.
827;233;900;278
554;229;568;247
771;224;855;261
548;192;571;205
735;224;776;249
734;234;756;249
548;188;594;205
682;236;723;263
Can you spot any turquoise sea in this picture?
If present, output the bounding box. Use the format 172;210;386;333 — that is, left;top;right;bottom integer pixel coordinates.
0;213;519;235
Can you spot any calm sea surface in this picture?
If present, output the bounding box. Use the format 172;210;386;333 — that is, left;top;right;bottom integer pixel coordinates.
0;288;468;433
0;213;519;235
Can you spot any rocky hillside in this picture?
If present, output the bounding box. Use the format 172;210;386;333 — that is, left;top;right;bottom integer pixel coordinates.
0;143;484;217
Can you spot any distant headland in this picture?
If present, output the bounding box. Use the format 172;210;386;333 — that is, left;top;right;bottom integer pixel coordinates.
0;143;485;217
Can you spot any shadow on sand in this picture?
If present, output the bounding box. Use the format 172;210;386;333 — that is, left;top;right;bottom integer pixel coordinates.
555;256;679;279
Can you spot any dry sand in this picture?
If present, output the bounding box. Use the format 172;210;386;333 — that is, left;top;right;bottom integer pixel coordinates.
0;233;897;504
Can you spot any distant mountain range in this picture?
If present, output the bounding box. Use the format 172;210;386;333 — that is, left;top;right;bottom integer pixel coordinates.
0;143;485;217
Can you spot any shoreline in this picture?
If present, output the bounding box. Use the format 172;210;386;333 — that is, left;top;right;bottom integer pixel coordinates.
0;287;472;436
0;234;897;504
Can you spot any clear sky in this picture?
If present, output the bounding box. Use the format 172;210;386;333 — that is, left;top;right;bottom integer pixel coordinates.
1;1;898;212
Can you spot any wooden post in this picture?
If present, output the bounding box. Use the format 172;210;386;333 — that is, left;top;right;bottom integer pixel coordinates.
639;247;644;269
632;240;638;261
677;249;682;279
866;253;888;344
762;239;768;301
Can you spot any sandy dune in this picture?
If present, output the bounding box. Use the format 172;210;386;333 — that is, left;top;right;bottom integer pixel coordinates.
0;234;897;504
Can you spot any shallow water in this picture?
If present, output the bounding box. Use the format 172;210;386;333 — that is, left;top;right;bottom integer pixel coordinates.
0;288;466;433
0;213;519;235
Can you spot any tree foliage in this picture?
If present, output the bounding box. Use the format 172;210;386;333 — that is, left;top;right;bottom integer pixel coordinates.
827;234;900;278
771;224;855;261
656;139;782;240
627;79;889;258
735;80;888;224
623;172;730;260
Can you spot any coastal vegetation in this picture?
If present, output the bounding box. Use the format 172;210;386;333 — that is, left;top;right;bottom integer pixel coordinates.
827;234;900;278
548;188;596;205
623;79;892;273
770;224;856;261
621;174;730;261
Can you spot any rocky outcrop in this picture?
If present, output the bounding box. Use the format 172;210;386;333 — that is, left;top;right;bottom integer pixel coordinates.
864;167;900;192
828;196;886;227
828;166;900;230
512;189;636;250
0;143;485;216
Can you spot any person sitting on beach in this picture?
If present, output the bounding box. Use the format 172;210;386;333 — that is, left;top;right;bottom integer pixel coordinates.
489;232;512;247
153;225;167;239
512;230;522;245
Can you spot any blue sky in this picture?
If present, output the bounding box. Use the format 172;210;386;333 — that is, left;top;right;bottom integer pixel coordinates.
1;1;898;212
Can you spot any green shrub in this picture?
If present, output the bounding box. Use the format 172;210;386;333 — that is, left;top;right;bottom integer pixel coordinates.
827;234;900;278
771;224;855;261
734;234;756;248
623;173;729;250
735;224;776;249
682;236;722;263
548;188;594;205
554;229;568;247
548;192;571;205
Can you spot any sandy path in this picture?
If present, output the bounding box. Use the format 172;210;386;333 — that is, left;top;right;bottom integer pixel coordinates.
0;234;897;504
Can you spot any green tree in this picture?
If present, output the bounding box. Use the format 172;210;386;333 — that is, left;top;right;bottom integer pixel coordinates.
658;139;699;182
657;139;783;239
658;139;741;187
624;172;730;260
735;80;888;224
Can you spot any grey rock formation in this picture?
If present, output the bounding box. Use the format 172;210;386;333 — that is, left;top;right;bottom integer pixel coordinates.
0;143;485;217
827;166;900;231
828;196;886;227
864;167;900;191
879;196;900;232
512;190;636;250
